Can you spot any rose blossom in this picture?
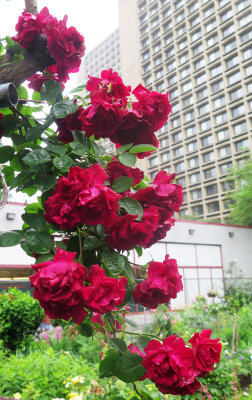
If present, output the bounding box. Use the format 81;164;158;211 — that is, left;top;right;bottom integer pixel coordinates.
12;9;45;48
132;84;172;132
82;264;128;314
142;335;200;395
105;159;144;187
56;107;83;143
44;164;121;230
28;65;65;92
133;255;183;309
29;248;88;324
189;329;222;375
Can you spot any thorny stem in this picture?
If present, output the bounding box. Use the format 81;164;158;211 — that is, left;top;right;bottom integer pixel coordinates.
10;106;31;129
77;227;83;263
115;329;160;341
19;98;47;104
133;382;144;399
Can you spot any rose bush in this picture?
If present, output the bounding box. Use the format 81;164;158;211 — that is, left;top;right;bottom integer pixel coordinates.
0;6;222;398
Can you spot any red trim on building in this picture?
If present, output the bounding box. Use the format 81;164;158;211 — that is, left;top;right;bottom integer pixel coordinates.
178;219;252;229
7;201;27;206
0;264;31;269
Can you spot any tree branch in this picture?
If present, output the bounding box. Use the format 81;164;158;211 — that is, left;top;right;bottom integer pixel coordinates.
25;0;38;15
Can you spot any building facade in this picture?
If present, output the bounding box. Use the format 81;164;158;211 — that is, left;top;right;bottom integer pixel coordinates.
118;0;252;222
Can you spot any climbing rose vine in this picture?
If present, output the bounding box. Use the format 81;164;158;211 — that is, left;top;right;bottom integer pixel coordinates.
0;7;222;398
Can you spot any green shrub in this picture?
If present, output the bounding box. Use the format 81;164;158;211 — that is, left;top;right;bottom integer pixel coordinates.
0;287;44;351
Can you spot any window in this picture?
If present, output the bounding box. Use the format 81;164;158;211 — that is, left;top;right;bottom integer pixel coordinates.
241;30;252;43
202;135;213;146
247;82;252;93
210;64;222;77
217;129;229;141
211;80;224;93
140;13;148;24
175;0;183;9
220;162;232;174
177;25;186;37
197;87;208;100
215;112;227;124
219;145;231;157
150;5;158;15
220;8;232;22
182;80;193;93
150;170;158;181
172;103;180;113
153;42;162;53
167;60;176;71
160;122;168;134
239;13;252;28
165;35;173;45
226;55;239;69
178;40;187;51
243;47;252;60
235;138;249;151
154;55;163;66
141;38;150;48
140;25;149;36
219;0;229;7
191;29;202;42
142;50;150;61
204;167;216;179
180;67;190;80
185;110;195;122
208;201;220;212
228;71;241;85
196;73;206;85
172;117;181;128
208;49;220;63
143;63;151;73
152;29;160;40
231;104;245;118
165;47;175;58
168;75;177;85
173;146;184;157
188;156;199;168
237;0;250;12
190;14;200;27
175;161;185;172
198;103;208;116
172;131;183;142
233;121;247;135
188;2;198;14
186;125;196;137
213;96;226;108
163;20;172;32
206;184;218;195
224;40;237;53
204;6;215;18
176;11;185;23
205;19;217;33
200;119;211;131
183;192;187;202
192;205;204;215
245;65;252;76
139;2;146;12
149;156;158;167
222;181;234;191
183;95;193;107
170;88;178;99
191;188;202;199
222;25;233;38
194;58;205;70
144;75;152;85
160;137;169;148
179;52;189;64
207;34;218;47
190;173;201;183
156;81;165;91
229;87;243;102
177;176;186;186
151;17;159;28
161;151;170;162
193;43;203;56
155;69;164;79
187;141;198;152
203;151;215;162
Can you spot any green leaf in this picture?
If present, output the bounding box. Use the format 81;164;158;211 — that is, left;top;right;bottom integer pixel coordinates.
136;335;152;352
114;353;146;383
83;236;102;250
119;153;137;167
35;253;54;264
53;155;73;171
135;245;143;258
129;144;157;154
24;231;53;254
78;321;94;337
17;85;28;99
25;126;44;141
99;349;120;378
72;130;90;148
71;148;87;157
34;174;57;191
123;261;135;286
119;197;143;221
46;143;66;156
10;170;34;189
40;80;62;104
117;143;133;155
32;91;41;101
2;165;14;186
1;114;20;134
69;83;86;93
102;250;126;276
53;100;78;119
22;149;51;165
0;42;3;56
112;177;134;193
0;230;23;247
22;213;46;232
109;338;127;353
91;140;105;156
0;146;15;163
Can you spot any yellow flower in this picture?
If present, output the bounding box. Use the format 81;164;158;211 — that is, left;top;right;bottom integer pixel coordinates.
13;394;22;400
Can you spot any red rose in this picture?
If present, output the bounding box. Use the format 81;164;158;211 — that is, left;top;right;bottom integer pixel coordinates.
132;84;172;132
29;248;88;324
128;343;145;358
56;107;83;143
91;312;122;333
78;101;122;139
0;113;3;139
105;159;144;187
144;217;175;248
133;255;183;309
87;68;131;105
44;164;121;230
28;65;65;92
142;335;200;395
12;9;44;48
82;264;128;314
105;205;160;251
110;109;159;159
189;329;222;375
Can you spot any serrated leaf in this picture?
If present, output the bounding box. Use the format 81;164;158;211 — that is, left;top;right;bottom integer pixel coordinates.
46;143;66;155
91;140;105;156
72;148;87;157
119;153;137;167
114;353;145;383
129;144;157;153
0;146;15;163
34;174;57;191
24;231;53;254
109;338;127;353
35;253;54;264
72;130;90;148
119;197;143;221
40;80;62;104
10;170;34;189
0;230;23;247
112;176;134;193
53;100;78;118
32;91;41;101
22;213;46;232
99;349;120;378
22;149;51;165
78;321;94;337
117;143;133;155
123;261;135;286
53;155;73;171
25;126;44;141
83;236;102;250
69;83;86;93
102;250;125;276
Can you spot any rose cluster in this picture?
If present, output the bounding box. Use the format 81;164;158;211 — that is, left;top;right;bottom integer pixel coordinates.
12;7;85;83
131;330;222;396
30;248;128;324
